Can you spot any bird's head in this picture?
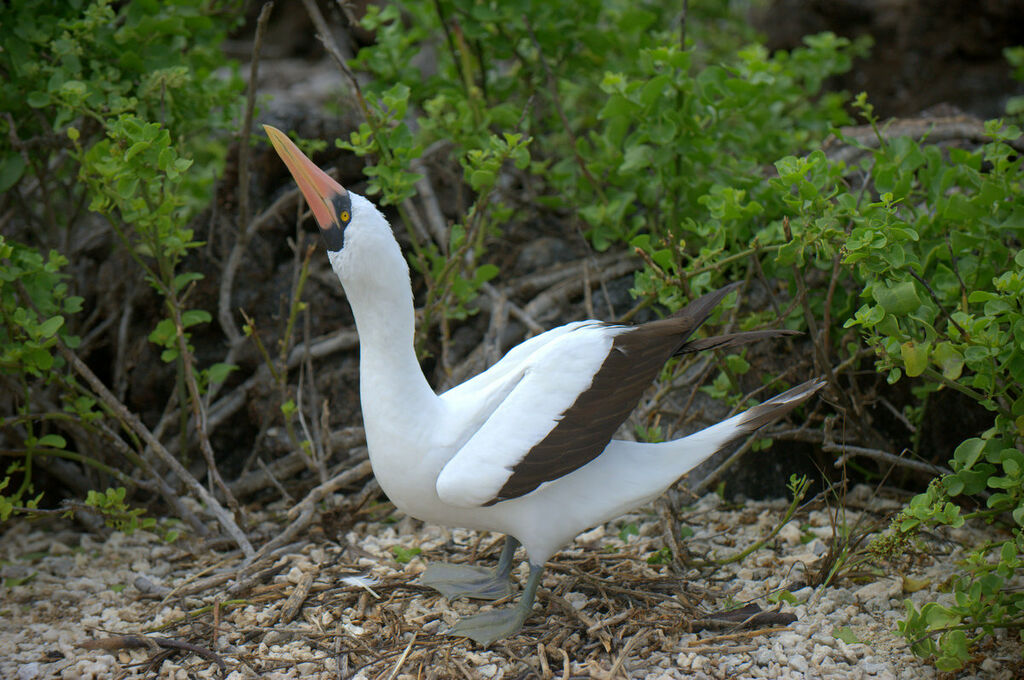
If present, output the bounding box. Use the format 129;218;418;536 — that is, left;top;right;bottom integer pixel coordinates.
263;125;398;287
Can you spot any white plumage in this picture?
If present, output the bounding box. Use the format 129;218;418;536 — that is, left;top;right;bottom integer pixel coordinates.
264;125;825;644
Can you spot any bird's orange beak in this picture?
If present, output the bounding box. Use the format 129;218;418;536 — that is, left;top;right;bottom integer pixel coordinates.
263;125;349;251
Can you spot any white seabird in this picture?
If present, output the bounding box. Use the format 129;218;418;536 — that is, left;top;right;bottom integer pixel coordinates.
263;125;825;644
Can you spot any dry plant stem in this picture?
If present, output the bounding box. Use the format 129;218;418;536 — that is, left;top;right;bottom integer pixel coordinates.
400;194;434;246
242;459;374;568
783;218;829;375
481;282;545;334
278;571;316;625
506;251;633;297
171;301;243;519
679;0;690;48
206;326;358;434
94;420;209;536
7;279;215;538
522;256;639;321
824;442;951;476
657;498;688;572
301;0;370;120
749;250;782;318
57;342;254;557
908;266;969;339
218;1;274;350
412;164;449;249
113;297;134;401
542;591;613;650
827;115;1024;165
783;219;883;449
586;608;634;635
384;633;418;680
536;643;550;679
821;252;842;352
230;428;364;498
256;457;294;503
692;476;810;568
607;631;645;679
80;635;227;672
295;368;325;480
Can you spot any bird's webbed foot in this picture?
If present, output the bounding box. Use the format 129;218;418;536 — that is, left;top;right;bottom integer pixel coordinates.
420;536;520;601
445;563;544;646
446;602;532;646
420;562;514;601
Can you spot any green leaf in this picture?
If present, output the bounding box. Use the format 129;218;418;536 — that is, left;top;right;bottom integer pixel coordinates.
148;318;176;346
181;309;211;328
922;602;960;629
391;545;421;564
900;341;929;377
933;342;964;381
952;438;985;471
0;153;27;192
36;315;64;338
26;91;49;108
206;362;237;385
172;272;204;292
832;626;862;644
768;590;799;605
36;434;67;449
872;281;920;315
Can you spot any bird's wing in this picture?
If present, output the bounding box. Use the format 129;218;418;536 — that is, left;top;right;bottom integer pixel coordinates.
436;285;741;507
440;320;596;405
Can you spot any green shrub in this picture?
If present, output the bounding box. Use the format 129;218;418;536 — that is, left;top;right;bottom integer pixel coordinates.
341;2;1024;669
775;105;1024;672
0;0;242;525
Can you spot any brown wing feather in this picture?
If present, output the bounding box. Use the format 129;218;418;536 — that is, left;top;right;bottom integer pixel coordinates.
486;284;742;505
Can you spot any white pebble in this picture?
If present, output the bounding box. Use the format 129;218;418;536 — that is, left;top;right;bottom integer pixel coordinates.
17;663;41;680
788;653;809;672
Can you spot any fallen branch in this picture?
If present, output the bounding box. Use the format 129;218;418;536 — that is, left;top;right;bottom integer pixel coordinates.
217;1;274;351
240;459;374;569
80;635;226;675
825;442;951;477
58;342;254;558
688;603;797;633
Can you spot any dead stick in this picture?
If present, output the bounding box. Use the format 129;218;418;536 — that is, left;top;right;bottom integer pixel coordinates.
171;302;243;518
218;1;274;350
824;442;950;476
57;343;254;557
241;459;374;568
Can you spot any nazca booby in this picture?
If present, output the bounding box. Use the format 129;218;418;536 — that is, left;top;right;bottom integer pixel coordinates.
263;125;825;645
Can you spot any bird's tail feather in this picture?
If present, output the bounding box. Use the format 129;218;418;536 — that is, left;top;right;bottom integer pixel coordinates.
731;377;827;433
675;329;801;356
670;377;826;475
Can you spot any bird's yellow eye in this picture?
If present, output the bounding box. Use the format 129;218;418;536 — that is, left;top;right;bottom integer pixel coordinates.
340;210;350;223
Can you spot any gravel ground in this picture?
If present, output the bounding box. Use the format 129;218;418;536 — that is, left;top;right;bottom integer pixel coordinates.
2;485;1021;679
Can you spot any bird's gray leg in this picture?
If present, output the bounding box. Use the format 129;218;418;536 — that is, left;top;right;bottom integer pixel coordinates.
495;535;520;580
420;536;520;601
446;563;544;646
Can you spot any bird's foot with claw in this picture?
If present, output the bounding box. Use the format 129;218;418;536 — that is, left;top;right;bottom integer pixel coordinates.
446;606;530;646
420;563;513;601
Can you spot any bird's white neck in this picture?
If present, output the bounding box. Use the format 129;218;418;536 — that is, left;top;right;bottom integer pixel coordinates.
327;244;440;430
